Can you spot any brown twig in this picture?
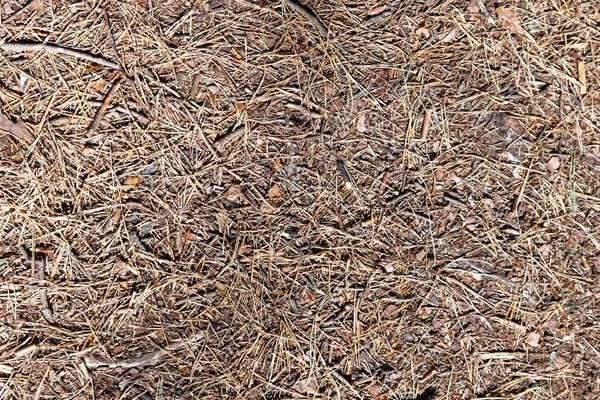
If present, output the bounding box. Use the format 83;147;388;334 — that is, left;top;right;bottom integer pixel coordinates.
103;10;128;76
336;160;353;189
215;126;244;154
420;109;432;139
87;82;120;136
0;42;119;70
365;9;392;23
281;0;328;37
285;103;323;118
84;332;205;369
17;246;54;324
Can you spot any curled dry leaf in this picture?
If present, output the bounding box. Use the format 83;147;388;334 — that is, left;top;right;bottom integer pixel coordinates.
224;184;243;202
123;176;139;186
368;384;380;397
496;6;527;36
440;29;457;43
0;112;35;144
546;156;560;173
415;26;431;39
267;184;281;199
357;113;367;133
524;331;541;347
292;377;318;395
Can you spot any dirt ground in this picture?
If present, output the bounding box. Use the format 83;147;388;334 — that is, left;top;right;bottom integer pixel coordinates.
1;0;600;399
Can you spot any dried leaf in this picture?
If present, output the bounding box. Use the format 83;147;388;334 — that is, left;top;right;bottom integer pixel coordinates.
368;384;380;397
367;5;387;16
292;377;318;395
426;139;441;153
415;26;431;39
215;282;227;295
31;0;43;11
0;112;34;144
546;157;560;173
382;263;394;274
357;113;367;133
92;80;107;92
142;165;157;175
440;29;457;43
123;176;139;186
267;184;281;199
524;331;541;347
553;354;567;368
567;43;588;51
496;6;527;36
224;184;243;202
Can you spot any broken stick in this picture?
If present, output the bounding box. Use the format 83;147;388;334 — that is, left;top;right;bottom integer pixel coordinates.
87;82;120;136
84;332;205;369
214;126;244;154
17;246;54;324
0;42;119;70
282;0;328;37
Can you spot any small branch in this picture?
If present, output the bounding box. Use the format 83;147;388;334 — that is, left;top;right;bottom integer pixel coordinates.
103;10;128;76
509;157;534;218
365;10;392;23
282;0;328;37
420;109;431;139
285;103;323;118
17;246;54;324
0;42;119;70
214;126;244;154
87;82;120;136
336;160;353;189
84;332;205;369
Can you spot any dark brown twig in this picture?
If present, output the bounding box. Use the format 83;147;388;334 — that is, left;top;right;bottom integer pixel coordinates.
336;160;353;189
17;246;54;324
215;126;244;154
103;10;128;76
87;82;120;136
281;0;328;37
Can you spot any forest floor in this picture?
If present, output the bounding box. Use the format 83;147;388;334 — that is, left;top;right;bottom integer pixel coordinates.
1;0;600;399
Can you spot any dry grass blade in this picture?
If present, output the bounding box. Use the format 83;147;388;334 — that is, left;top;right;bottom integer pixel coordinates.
1;0;599;398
